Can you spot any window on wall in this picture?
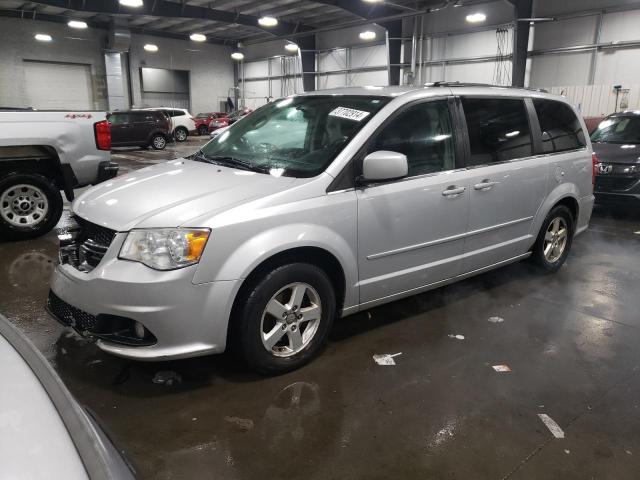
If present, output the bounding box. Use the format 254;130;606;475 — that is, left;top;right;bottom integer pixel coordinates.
461;97;533;165
369;100;456;177
533;99;586;153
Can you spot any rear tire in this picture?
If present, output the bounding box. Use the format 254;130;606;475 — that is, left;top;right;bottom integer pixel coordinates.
531;205;574;273
198;125;208;136
151;134;167;150
0;173;63;241
174;127;188;142
232;263;336;375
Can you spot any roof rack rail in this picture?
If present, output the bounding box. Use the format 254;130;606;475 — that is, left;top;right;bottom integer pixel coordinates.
424;81;548;93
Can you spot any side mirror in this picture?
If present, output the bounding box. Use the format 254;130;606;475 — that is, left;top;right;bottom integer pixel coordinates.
361;150;408;182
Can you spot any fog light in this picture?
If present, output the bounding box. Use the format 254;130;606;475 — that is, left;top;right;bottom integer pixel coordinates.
134;321;146;339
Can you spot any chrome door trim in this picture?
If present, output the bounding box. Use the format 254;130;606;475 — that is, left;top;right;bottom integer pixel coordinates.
366;215;533;260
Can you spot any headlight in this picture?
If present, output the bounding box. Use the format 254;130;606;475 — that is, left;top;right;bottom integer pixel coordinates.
119;228;210;270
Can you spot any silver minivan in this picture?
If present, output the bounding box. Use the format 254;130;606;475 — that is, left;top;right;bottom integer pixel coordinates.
48;85;595;373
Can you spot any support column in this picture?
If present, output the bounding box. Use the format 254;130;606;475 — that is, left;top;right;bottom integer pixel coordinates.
382;20;403;86
511;0;533;87
297;35;316;92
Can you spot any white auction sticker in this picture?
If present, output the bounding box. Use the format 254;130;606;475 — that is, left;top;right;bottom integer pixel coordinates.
329;106;370;122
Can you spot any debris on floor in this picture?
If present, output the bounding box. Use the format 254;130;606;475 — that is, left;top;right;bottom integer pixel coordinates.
538;413;565;438
492;364;512;372
373;353;402;365
448;334;465;340
152;370;182;386
488;316;504;323
224;416;254;432
564;449;570;454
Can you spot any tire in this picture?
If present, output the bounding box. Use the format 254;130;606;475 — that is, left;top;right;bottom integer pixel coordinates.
174;127;188;142
151;134;167;150
198;125;208;136
232;263;336;375
0;173;63;241
531;205;574;273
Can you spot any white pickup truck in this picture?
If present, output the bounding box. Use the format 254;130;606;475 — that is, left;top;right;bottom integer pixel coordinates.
0;111;117;240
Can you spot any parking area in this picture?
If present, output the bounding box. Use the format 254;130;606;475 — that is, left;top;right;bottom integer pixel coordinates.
1;137;639;478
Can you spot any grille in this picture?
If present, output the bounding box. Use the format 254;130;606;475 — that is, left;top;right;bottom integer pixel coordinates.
595;176;638;192
47;291;98;332
60;217;117;271
74;216;117;246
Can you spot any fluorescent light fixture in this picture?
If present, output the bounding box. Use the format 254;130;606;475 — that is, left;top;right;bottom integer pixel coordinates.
144;43;158;52
190;33;206;42
285;43;299;52
363;0;383;2
359;30;376;40
119;0;143;6
258;16;278;27
68;20;88;29
466;12;487;23
231;52;245;60
34;33;52;42
505;130;520;138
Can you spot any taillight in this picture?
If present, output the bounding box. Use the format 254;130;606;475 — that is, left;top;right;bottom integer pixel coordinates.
94;120;111;151
592;152;599;186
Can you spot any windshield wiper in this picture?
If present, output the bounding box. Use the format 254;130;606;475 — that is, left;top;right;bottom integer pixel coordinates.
192;152;267;173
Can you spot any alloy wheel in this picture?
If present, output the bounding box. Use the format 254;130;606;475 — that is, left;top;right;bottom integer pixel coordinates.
260;282;322;357
543;217;568;263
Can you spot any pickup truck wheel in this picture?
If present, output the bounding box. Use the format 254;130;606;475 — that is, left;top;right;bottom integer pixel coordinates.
174;127;188;142
233;263;336;375
0;173;63;240
531;205;574;273
151;134;167;150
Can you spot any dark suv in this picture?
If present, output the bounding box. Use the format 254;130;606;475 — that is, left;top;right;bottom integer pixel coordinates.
108;110;171;150
591;111;640;204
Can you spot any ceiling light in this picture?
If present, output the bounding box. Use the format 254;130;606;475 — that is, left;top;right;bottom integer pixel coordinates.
119;0;143;6
285;43;299;52
68;20;88;29
231;52;244;60
359;30;376;40
466;12;486;23
362;0;383;2
144;43;158;52
34;33;52;42
258;16;278;27
190;33;206;42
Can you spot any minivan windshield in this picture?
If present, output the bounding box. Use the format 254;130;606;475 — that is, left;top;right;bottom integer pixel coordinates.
198;96;390;177
591;115;640;144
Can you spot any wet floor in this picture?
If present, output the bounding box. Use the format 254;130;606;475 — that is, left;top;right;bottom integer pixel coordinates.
1;138;640;479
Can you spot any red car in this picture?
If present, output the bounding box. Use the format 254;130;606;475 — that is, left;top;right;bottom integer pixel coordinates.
194;112;227;135
209;108;253;132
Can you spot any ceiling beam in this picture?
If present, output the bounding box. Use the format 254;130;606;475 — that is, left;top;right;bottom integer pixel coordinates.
310;0;405;20
29;0;311;36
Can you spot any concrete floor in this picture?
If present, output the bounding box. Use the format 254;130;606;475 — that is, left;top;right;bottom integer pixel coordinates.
2;137;640;479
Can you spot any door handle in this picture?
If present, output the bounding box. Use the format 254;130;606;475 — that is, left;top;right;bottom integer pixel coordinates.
442;185;466;197
473;180;499;191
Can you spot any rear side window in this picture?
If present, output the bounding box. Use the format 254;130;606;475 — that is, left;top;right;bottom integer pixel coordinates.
533;99;586;153
461;97;533;165
109;113;130;125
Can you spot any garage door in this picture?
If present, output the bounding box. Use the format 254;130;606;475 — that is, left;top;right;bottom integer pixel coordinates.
23;61;93;110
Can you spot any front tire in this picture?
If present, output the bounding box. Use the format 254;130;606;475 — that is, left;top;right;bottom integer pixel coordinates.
151;134;167;150
198;125;208;136
174;127;188;142
0;173;63;240
232;263;336;375
531;205;574;272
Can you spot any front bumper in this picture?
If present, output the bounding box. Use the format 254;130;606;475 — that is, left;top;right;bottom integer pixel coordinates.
48;233;239;361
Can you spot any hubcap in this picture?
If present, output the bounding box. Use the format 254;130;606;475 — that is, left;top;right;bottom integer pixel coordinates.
176;129;187;141
260;282;322;357
0;184;49;228
543;217;568;263
154;136;165;148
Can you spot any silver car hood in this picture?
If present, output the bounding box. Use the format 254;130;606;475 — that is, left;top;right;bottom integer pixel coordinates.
73;158;296;231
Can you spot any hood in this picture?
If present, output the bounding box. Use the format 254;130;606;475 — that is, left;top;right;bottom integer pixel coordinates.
73;159;296;231
592;142;640;165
